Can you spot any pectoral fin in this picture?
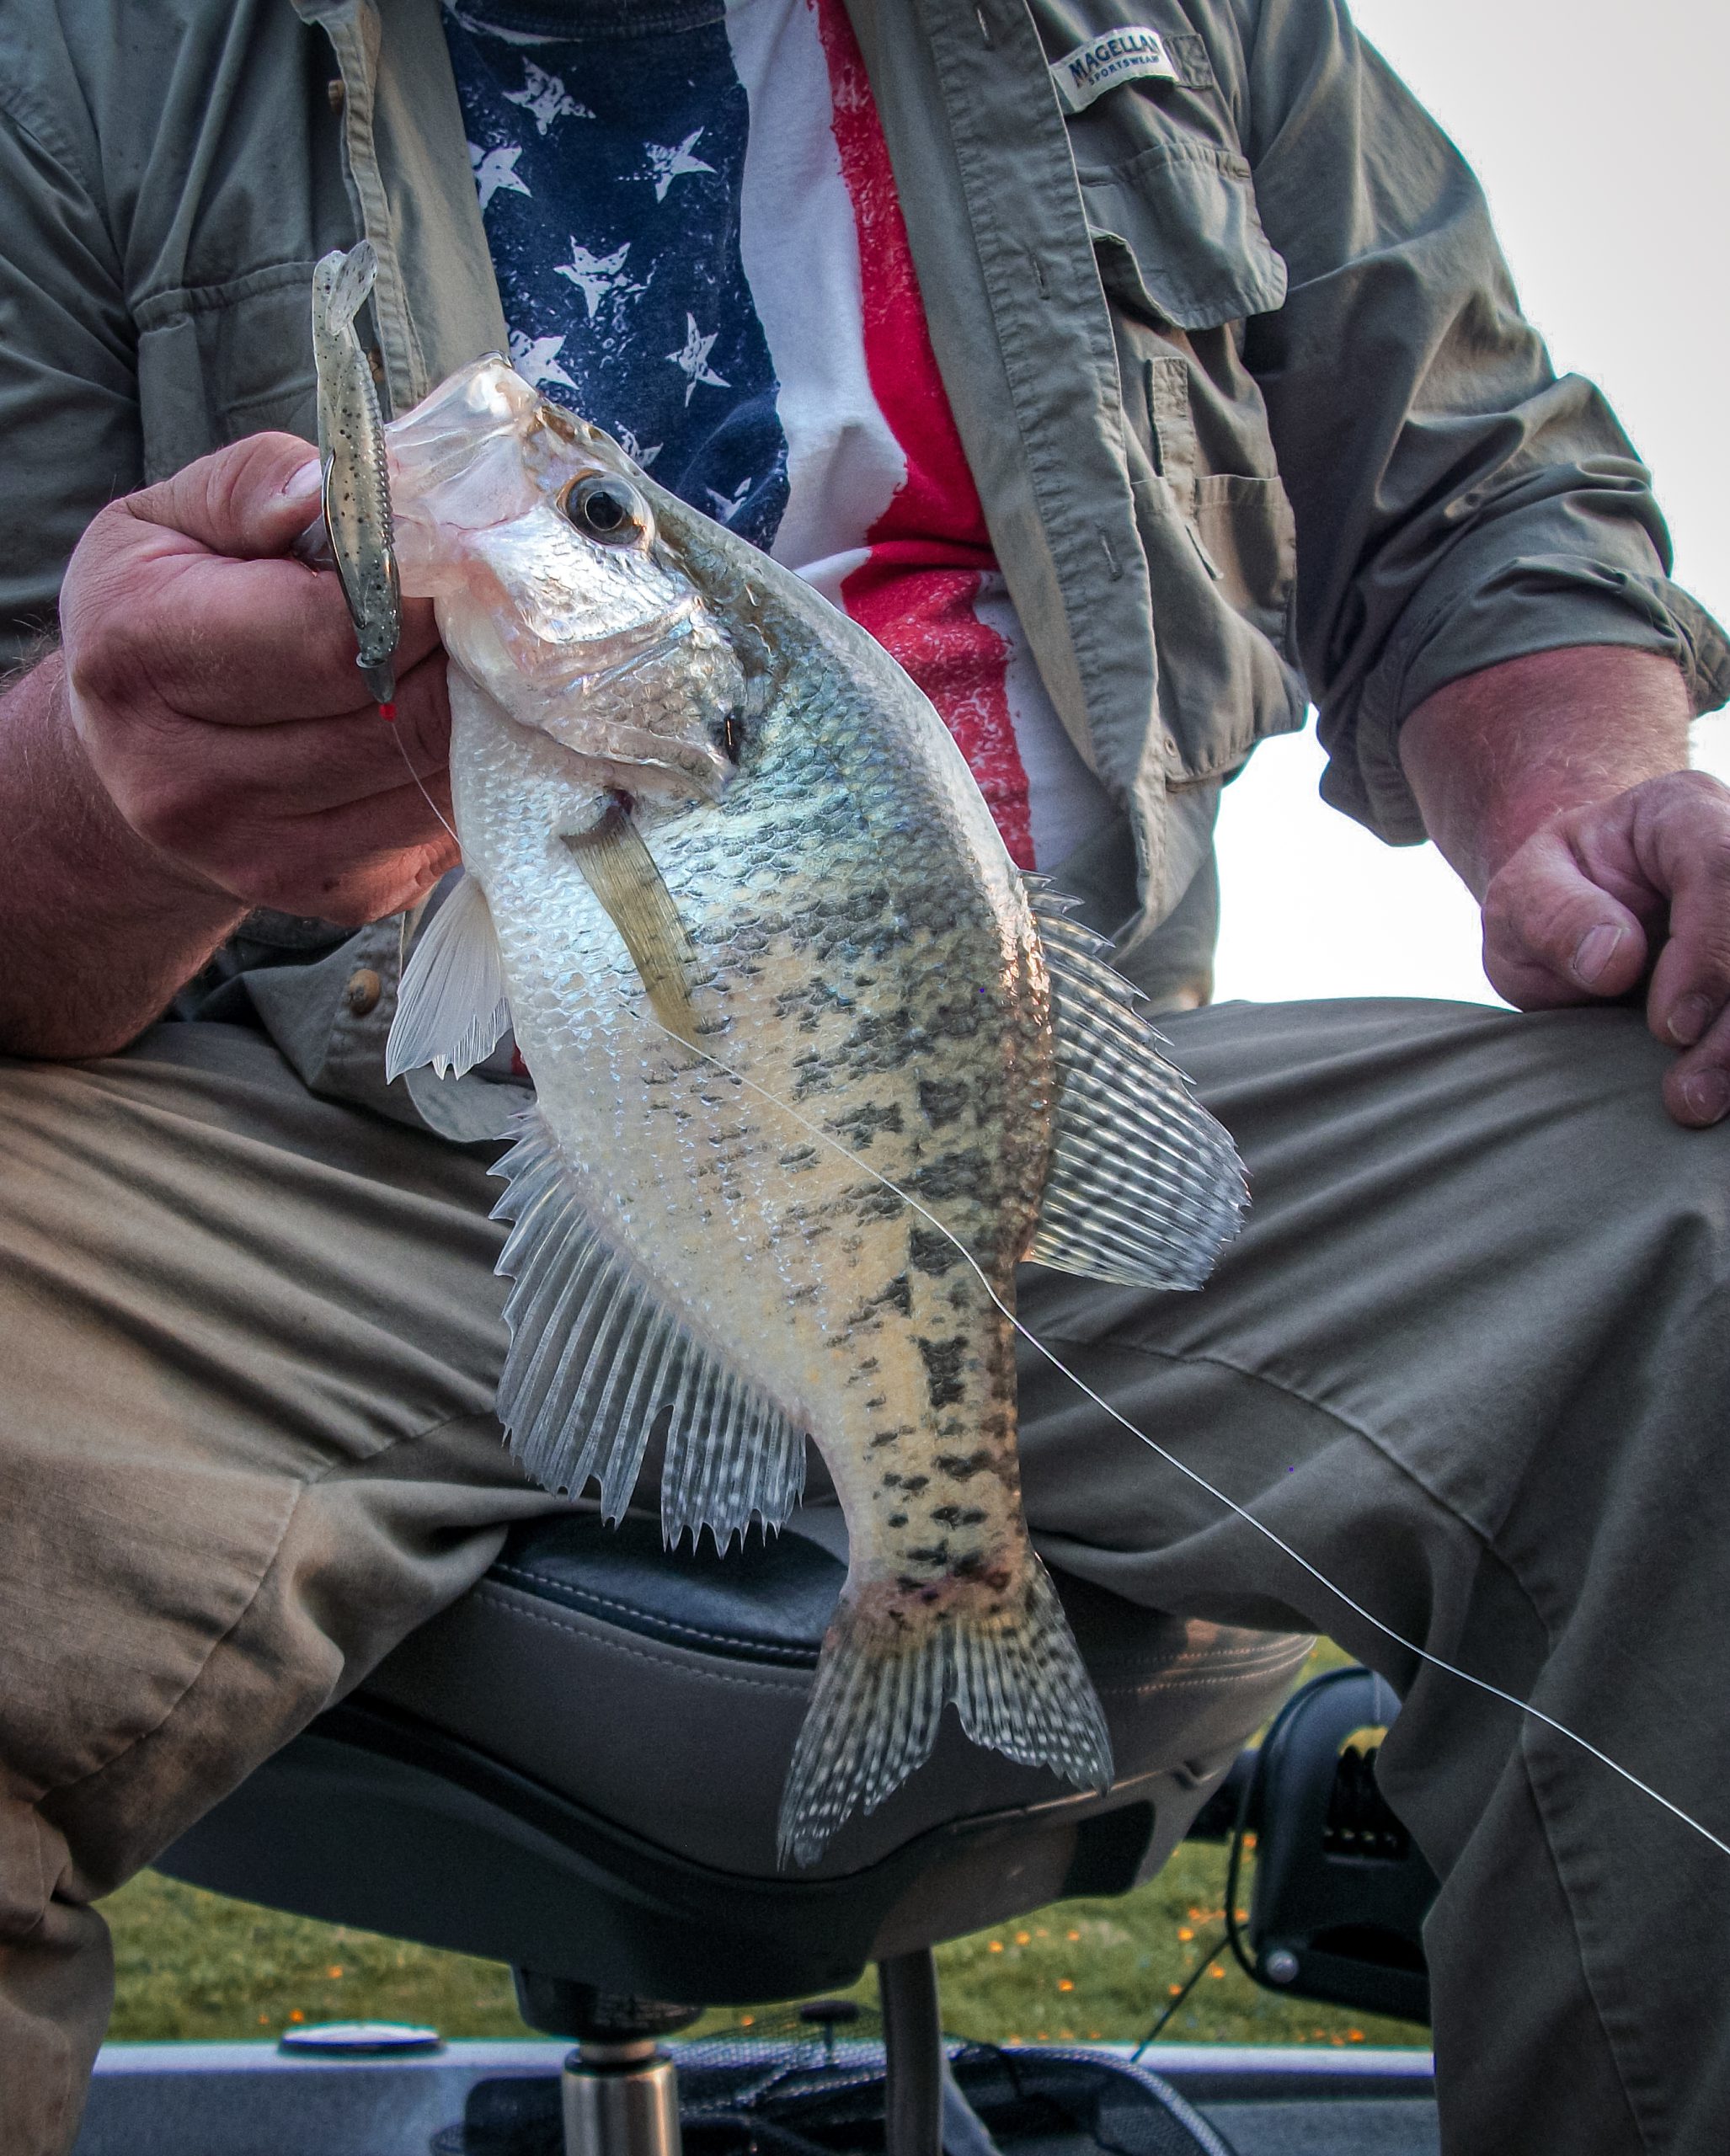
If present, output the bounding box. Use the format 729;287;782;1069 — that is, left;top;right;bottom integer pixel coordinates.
564;801;702;1043
386;872;510;1081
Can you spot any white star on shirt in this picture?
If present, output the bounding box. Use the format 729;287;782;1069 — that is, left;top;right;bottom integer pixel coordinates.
615;424;662;471
553;239;636;320
705;477;752;523
503;60;593;135
469;141;531;216
508;330;577;392
667;313;729;405
643;128;716;203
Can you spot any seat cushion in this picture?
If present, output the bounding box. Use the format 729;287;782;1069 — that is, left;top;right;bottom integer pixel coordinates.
364;1508;1310;1878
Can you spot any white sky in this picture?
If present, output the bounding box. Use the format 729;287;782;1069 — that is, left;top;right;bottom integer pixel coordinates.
1210;0;1730;1004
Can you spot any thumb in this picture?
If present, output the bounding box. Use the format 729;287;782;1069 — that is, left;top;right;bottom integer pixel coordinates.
1480;821;1652;1010
124;432;323;561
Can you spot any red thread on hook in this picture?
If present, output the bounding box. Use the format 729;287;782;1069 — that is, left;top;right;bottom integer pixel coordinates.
377;702;398;722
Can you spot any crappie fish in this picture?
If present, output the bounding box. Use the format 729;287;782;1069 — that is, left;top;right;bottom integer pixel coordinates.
313;255;1245;1863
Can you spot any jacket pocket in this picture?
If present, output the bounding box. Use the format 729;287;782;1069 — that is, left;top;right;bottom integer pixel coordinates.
136;264;319;482
1081;138;1286;330
1194;471;1296;648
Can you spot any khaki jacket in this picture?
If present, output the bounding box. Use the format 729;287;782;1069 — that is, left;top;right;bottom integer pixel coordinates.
3;0;1723;1126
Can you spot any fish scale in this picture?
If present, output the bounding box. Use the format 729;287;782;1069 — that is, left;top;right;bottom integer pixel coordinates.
361;341;1246;1863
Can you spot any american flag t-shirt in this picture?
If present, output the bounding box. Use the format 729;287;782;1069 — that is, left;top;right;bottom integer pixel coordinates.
442;0;1112;871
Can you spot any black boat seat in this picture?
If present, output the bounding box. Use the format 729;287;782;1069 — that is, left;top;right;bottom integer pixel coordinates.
159;1506;1311;2009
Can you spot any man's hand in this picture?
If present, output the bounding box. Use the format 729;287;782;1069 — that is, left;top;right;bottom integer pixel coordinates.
1401;645;1729;1127
61;430;456;923
0;431;457;1060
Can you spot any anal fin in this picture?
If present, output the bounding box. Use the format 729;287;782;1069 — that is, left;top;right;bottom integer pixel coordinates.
491;1105;807;1541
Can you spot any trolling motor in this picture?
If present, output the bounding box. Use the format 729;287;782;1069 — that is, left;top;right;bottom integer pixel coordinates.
1189;1664;1439;2025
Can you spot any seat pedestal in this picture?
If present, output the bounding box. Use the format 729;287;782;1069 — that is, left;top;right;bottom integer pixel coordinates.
561;2041;682;2156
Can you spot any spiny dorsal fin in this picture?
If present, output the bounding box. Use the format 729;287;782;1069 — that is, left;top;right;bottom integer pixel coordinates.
1026;879;1246;1289
491;1104;806;1540
386;873;510;1082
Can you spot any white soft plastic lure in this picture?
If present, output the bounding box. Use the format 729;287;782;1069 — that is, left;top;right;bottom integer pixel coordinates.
312;243;400;706
310;265;1245;1865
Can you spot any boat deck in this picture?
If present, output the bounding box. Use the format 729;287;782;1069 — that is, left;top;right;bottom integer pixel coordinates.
75;2040;1440;2156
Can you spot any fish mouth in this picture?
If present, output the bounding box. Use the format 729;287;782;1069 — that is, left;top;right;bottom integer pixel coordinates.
503;591;706;699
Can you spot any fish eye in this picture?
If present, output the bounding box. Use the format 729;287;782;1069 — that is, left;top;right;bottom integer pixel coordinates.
561;473;654;547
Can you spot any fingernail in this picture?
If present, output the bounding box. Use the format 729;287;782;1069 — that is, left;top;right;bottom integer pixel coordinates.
1573;924;1623;987
1680;1070;1730;1124
279;459;322;511
1669;994;1714;1047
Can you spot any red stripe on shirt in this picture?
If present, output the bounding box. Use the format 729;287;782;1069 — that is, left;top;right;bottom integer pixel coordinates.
811;0;1035;868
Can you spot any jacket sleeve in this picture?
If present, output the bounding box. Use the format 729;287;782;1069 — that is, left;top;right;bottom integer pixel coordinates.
0;70;142;668
1237;0;1730;841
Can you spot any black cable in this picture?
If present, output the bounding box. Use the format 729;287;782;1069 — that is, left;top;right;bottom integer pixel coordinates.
1129;1927;1229;2057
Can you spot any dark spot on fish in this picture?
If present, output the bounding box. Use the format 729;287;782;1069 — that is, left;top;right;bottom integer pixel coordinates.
909;1228;958;1278
907;1541;950;1567
911;1150;988;1204
827;1099;904;1151
887;1512;908;1528
917;1076;971;1129
871;1428;913;1449
846;1181;905;1222
901;1474;930;1494
916;1336;968;1409
935;1449;995;1481
863;1394;886;1411
928;996;984;1040
872;1274;912;1318
930;1504;987;1528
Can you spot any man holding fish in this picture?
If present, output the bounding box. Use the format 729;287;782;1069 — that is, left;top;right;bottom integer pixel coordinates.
1;2;1727;2151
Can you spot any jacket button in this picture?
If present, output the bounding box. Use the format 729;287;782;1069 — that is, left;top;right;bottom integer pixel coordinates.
344;968;382;1017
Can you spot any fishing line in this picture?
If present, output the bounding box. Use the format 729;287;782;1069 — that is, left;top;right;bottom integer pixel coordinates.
381;707;462;850
643;1013;1730;1865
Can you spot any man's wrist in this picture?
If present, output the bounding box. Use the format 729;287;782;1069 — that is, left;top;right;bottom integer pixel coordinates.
0;653;244;1057
1398;646;1692;895
33;652;242;922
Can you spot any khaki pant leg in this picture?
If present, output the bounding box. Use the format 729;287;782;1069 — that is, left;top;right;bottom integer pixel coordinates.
0;1025;560;2156
1014;996;1730;2156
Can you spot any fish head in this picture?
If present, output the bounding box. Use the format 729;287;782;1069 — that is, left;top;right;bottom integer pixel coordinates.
387;358;747;802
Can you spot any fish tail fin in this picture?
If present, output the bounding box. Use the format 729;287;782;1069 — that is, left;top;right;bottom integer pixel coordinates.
776;1558;1113;1867
315;238;378;337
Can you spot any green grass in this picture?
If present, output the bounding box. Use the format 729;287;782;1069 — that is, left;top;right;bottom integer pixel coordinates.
102;1651;1426;2056
103;1844;1423;2052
